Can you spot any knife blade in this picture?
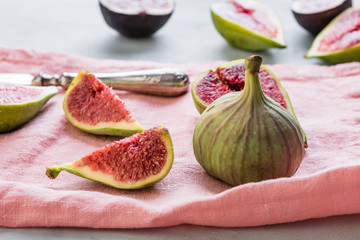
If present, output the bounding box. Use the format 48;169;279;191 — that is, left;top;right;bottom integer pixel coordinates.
0;68;189;97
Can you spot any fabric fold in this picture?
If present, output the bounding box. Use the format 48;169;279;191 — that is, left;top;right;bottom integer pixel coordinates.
1;47;360;228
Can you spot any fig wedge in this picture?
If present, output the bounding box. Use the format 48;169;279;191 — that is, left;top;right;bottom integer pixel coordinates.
63;70;144;136
0;84;58;133
305;7;360;63
46;126;174;189
211;0;286;50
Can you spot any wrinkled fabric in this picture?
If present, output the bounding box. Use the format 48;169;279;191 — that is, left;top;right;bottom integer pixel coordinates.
1;47;360;228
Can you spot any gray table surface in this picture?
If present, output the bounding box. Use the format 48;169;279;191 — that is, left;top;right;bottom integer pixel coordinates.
1;0;360;239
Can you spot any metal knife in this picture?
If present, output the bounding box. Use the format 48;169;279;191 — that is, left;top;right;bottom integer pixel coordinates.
0;68;189;97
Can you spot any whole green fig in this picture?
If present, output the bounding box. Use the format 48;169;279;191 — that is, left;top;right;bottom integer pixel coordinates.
192;55;305;186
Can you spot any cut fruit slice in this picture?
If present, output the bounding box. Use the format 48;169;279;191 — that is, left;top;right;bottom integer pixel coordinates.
46;126;174;189
305;7;360;63
191;59;293;115
63;70;144;136
191;59;308;147
211;0;286;50
0;84;58;133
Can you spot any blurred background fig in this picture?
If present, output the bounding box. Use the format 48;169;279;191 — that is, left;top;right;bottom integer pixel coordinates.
305;7;360;63
211;0;286;50
291;0;352;35
99;0;174;38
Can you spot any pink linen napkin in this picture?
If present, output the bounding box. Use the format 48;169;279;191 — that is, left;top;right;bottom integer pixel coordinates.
1;47;360;228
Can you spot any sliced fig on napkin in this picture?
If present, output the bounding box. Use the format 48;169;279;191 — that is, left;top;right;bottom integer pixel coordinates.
46;126;174;189
63;70;144;136
0;84;58;133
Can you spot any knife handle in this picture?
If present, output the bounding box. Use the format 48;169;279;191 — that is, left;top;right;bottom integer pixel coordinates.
33;68;189;97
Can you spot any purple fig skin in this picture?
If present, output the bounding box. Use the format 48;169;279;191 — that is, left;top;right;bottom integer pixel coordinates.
99;1;174;38
292;0;352;35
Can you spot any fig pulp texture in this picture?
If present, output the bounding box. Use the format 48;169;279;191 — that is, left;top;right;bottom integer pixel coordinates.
305;7;360;63
99;0;174;38
46;126;174;189
63;70;144;136
292;0;352;35
211;0;286;50
191;59;291;114
0;84;58;133
193;56;305;186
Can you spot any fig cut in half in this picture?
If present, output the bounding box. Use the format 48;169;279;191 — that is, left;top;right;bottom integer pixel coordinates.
46;126;174;189
211;0;286;50
305;7;360;63
292;0;352;35
63;70;144;136
99;0;174;38
0;84;58;133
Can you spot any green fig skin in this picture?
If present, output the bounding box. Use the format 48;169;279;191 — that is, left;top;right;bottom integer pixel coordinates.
305;8;360;64
191;70;212;114
63;70;144;137
210;1;286;50
191;60;293;115
211;11;286;50
46;126;174;189
0;86;58;133
193;56;305;186
306;40;360;64
190;59;308;147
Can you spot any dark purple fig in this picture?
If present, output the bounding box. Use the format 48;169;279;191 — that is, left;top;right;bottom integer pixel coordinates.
99;0;174;38
291;0;352;35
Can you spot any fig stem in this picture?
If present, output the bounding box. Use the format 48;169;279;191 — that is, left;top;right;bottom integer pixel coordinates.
243;55;265;100
245;55;262;73
46;166;62;179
